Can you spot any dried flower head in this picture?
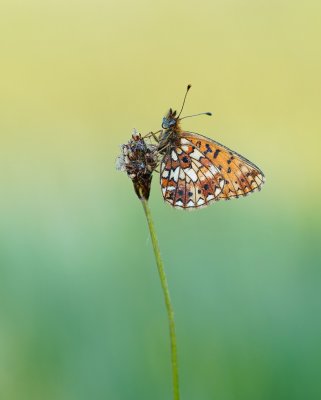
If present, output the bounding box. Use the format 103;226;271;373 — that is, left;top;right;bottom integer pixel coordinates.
116;129;158;200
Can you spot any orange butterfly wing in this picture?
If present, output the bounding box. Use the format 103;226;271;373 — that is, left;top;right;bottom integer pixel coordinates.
160;131;265;209
183;131;265;200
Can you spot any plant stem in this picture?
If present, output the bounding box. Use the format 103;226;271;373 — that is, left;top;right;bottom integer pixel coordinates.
141;198;180;400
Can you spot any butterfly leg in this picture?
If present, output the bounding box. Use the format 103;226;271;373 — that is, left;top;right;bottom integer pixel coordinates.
157;142;171;154
143;130;162;143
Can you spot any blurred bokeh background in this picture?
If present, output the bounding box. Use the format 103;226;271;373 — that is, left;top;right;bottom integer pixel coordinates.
1;1;321;399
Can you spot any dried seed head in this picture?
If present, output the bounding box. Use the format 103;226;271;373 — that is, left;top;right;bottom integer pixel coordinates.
116;129;158;200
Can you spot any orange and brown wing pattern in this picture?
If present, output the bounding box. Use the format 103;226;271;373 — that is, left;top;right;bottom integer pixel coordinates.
160;137;225;209
181;131;265;200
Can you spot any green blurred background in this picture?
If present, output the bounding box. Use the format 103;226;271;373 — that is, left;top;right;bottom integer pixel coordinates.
1;1;321;399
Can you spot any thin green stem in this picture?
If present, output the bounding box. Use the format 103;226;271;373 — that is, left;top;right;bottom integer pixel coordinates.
141;198;180;400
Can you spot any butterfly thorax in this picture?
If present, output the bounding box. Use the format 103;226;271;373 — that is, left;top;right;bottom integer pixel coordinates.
158;108;182;153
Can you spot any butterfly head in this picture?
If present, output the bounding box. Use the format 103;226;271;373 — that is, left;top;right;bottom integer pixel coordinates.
159;85;211;151
162;108;179;129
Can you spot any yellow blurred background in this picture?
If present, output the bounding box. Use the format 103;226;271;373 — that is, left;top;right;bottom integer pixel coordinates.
1;1;320;399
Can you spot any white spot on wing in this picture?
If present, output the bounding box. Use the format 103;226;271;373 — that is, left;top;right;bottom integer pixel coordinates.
215;187;221;196
181;145;189;152
175;200;183;206
167;186;176;191
187;200;195;207
197;198;205;206
209;165;219;175
173;167;179;182
162;170;169;178
207;194;215;201
171;151;178;161
190;149;203;160
170;167;179;181
181;138;189;145
184;168;198;182
192;159;202;168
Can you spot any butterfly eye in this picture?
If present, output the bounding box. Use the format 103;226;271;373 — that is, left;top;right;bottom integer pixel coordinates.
162;118;176;129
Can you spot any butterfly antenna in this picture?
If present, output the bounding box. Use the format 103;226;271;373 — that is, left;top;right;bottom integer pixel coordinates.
180;112;212;120
177;84;192;118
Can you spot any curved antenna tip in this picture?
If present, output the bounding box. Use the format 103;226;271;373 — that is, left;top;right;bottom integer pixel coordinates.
206;112;212;116
187;84;192;90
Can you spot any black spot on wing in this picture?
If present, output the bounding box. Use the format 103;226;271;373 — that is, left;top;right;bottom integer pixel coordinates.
213;149;220;159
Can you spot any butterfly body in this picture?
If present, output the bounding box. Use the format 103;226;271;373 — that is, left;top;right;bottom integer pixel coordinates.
158;106;265;209
158;108;182;151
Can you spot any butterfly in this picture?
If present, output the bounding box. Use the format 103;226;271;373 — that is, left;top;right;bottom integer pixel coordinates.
155;85;265;209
